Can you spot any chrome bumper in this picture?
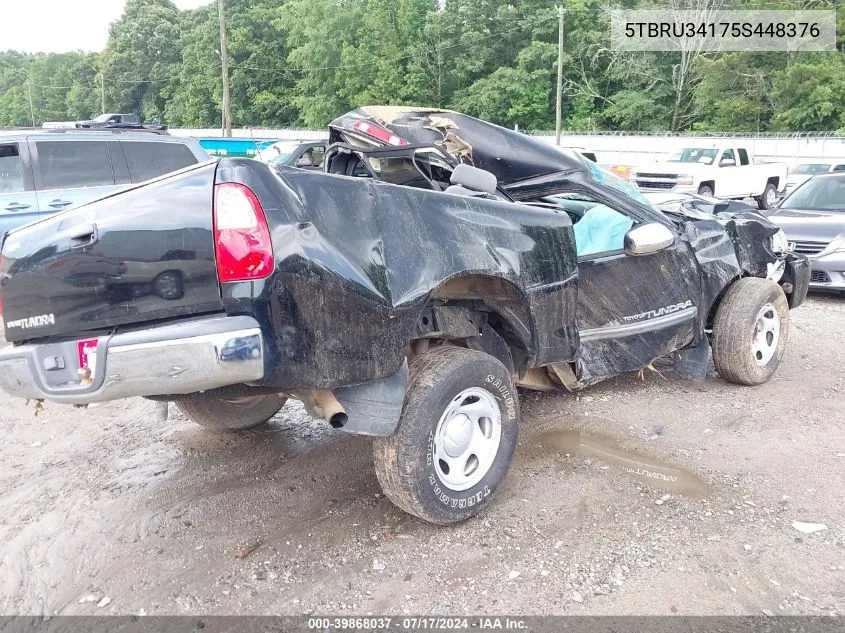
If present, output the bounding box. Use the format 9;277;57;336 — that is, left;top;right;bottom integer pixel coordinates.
0;315;264;404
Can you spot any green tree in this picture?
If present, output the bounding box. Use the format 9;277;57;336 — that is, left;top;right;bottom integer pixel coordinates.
771;55;845;131
2;0;845;134
164;3;227;126
100;0;182;121
453;41;556;129
340;0;437;107
277;0;364;128
693;53;781;132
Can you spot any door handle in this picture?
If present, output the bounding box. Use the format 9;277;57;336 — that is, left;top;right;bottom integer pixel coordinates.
69;224;98;249
48;199;73;209
4;202;30;212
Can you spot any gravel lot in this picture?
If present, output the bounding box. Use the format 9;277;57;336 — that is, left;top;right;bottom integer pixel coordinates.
1;295;843;616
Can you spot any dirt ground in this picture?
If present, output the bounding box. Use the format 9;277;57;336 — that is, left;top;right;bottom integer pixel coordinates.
1;295;843;616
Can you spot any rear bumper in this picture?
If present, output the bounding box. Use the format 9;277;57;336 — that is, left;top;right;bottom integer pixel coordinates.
0;314;264;405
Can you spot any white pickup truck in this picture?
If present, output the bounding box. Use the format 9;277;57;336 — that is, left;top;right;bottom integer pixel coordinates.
632;146;788;210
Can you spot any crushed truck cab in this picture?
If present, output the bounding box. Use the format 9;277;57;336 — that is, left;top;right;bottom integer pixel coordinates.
0;109;810;525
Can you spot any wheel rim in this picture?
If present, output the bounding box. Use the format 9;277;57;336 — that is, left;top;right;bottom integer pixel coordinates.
433;387;502;492
751;302;780;366
765;187;776;207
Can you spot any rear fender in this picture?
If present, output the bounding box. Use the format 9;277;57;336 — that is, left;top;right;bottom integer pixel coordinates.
427;274;579;372
217;162;578;389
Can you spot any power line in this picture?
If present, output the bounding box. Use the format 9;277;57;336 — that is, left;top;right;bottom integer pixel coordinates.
28;76;171;90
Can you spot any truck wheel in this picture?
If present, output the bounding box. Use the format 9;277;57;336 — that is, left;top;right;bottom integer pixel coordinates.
711;278;789;386
698;184;714;197
174;392;287;432
373;346;519;525
757;183;778;210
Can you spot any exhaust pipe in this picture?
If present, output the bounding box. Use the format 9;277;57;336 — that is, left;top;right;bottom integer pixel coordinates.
312;390;348;428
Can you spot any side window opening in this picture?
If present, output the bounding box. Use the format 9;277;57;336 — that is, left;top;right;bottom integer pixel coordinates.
35;140;115;190
122;141;198;183
296;149;316;167
721;149;736;166
311;146;326;168
366;155;434;190
738;148;750;165
325;150;372;178
413;153;453;191
542;192;634;258
0;144;25;194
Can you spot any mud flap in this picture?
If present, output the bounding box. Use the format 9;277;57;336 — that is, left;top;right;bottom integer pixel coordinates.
672;339;711;381
782;253;810;309
334;360;409;436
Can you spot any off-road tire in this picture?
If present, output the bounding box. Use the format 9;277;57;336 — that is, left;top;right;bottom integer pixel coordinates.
698;184;714;197
373;346;519;525
757;182;778;210
711;278;789;386
174;390;287;432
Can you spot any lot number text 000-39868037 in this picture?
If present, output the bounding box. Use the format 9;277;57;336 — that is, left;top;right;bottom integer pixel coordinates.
610;10;837;52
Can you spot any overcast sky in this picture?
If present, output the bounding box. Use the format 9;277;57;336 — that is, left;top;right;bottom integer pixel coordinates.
0;0;214;54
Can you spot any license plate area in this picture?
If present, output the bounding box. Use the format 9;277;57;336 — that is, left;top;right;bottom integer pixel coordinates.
77;339;99;386
28;337;105;393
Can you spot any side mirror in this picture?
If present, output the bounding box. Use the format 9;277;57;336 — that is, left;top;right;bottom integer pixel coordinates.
450;163;497;195
720;159;736;167
625;222;675;256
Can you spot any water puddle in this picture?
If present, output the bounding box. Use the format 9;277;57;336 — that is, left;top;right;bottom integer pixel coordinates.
533;429;710;497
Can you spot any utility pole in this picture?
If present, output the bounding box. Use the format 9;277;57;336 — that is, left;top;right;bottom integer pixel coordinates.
218;0;232;138
555;5;565;146
100;72;106;114
26;79;35;127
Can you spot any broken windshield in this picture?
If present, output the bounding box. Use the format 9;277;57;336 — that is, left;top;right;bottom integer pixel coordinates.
586;160;653;208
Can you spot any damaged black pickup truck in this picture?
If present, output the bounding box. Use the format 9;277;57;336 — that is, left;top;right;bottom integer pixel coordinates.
0;108;809;525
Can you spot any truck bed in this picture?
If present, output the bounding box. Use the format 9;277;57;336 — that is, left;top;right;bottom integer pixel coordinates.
0;158;579;393
0;162;222;343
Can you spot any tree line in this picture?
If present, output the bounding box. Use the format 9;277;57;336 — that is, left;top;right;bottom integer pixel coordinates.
1;0;844;132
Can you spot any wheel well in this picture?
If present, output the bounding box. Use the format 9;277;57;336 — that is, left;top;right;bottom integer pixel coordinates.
705;275;743;329
766;176;780;189
699;180;715;193
418;276;535;371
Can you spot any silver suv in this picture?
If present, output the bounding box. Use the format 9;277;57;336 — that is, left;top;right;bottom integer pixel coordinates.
0;129;209;237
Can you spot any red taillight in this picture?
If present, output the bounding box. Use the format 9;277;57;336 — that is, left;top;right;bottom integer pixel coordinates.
352;120;408;147
213;183;274;283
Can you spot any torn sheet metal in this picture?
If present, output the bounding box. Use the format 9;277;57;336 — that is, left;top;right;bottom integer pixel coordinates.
330;107;587;187
215;160;579;391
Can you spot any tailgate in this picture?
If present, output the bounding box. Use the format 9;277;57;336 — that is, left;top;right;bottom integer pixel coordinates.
0;162;223;343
